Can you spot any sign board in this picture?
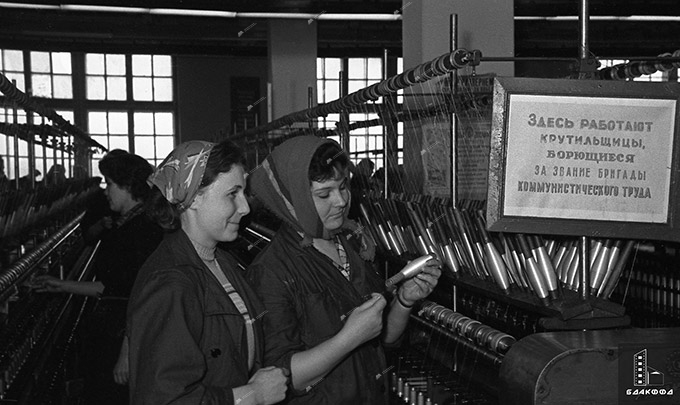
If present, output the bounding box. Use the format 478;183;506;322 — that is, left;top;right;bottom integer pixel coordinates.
487;77;680;242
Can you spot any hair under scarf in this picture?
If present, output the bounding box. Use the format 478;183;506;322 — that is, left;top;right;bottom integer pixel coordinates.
148;141;214;212
249;136;375;260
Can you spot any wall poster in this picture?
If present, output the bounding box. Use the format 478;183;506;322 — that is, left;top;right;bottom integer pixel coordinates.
487;77;680;242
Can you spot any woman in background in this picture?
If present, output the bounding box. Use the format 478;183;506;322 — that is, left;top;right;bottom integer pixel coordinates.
247;136;441;404
127;140;288;404
35;152;163;404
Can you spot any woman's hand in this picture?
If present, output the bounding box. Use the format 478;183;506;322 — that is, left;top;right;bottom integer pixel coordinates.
397;258;441;307
113;337;129;385
32;275;67;293
247;366;289;405
339;293;387;348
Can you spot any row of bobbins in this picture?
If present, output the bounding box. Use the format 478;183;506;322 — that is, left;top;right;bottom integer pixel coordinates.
418;301;516;355
390;373;435;405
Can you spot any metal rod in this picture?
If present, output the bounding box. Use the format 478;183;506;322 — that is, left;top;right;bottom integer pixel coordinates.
579;236;590;301
579;0;590;61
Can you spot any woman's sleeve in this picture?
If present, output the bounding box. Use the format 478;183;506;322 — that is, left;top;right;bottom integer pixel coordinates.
128;269;235;405
101;224;162;298
247;261;305;375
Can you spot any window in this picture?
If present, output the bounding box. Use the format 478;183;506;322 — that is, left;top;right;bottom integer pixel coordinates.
86;53;126;100
1;49;176;182
84;52;175;175
30;51;73;98
316;56;404;170
0;49;26;92
0;107;73;182
132;55;173;102
133;111;175;168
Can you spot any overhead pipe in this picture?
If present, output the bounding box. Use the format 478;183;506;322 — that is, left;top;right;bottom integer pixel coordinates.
231;48;481;140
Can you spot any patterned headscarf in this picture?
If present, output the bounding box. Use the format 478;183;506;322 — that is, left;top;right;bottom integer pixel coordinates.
148;141;214;212
249;136;374;259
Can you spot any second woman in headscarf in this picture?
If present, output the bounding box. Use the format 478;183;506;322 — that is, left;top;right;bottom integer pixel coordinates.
247;136;441;404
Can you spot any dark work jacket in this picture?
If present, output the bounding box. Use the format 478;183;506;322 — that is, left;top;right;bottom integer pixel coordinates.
247;224;388;405
95;212;163;299
127;230;266;405
81;211;162;405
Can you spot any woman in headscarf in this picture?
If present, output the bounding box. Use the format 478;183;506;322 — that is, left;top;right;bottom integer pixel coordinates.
247;136;441;404
127;140;288;405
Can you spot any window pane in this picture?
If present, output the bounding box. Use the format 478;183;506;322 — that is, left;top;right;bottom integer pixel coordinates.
153;55;172;76
369;124;382;135
52;52;72;74
316;58;323;78
325;58;342;79
108;112;128;134
31;51;51;73
106;54;126;75
87;76;105;100
57;110;74;123
155;112;173;135
91;135;108;147
156;136;174;158
325;80;340;101
32;74;52;97
88;112;108;134
86;53;105;74
132;54;152;76
134;112;154;134
367;58;382;79
134;136;155;159
4;50;24;71
317;82;324;103
107;77;126;100
153;77;173;101
53;75;73;99
5;72;25;92
133;77;153;101
348;58;366;79
348;80;364;94
109;136;128;151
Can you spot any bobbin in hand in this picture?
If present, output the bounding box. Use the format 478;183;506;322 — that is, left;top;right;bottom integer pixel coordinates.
397;257;441;307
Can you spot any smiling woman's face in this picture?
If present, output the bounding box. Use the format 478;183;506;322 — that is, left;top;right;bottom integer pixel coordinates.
311;168;350;232
190;165;250;244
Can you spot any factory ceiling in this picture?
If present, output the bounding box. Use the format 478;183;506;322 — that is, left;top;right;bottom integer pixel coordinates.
0;0;678;60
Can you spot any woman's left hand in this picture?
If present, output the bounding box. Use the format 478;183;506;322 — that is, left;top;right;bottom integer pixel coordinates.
32;275;66;293
113;337;129;385
397;258;441;306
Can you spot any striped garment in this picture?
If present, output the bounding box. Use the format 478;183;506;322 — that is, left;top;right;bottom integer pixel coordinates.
211;260;255;371
334;236;351;281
